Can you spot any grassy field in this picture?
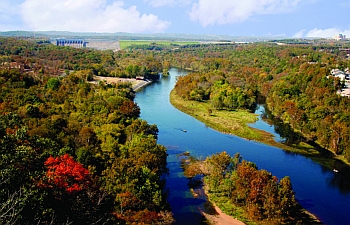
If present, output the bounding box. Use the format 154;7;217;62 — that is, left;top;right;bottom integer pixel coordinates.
119;40;199;49
170;90;324;156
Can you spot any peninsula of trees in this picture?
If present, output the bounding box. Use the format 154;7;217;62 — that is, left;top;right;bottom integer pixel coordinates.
167;41;350;163
181;152;320;224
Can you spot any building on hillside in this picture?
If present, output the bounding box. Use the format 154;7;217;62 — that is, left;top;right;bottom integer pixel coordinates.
333;34;347;41
56;39;88;48
330;68;347;81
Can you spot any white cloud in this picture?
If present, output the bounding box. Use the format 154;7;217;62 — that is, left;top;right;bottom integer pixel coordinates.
144;0;192;7
189;0;303;27
293;29;306;38
306;28;350;38
20;0;170;33
293;28;350;38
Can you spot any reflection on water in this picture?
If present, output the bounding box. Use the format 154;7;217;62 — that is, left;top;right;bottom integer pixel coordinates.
253;104;350;195
166;150;208;225
250;105;284;142
251;104;304;144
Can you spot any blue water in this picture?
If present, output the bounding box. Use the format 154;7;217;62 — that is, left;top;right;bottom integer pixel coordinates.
135;68;350;225
249;105;286;142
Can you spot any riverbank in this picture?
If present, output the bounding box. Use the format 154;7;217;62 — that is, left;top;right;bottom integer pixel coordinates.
134;67;350;225
170;90;322;157
132;79;153;92
91;76;152;91
198;183;246;225
203;187;321;225
200;201;246;225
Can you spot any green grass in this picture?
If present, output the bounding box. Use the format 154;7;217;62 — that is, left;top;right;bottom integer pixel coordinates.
208;194;254;225
170;90;269;141
119;40;200;49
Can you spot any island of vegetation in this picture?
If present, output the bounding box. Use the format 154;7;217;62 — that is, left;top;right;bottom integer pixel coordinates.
181;151;321;225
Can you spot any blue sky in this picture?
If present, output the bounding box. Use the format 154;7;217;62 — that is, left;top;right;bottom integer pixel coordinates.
1;0;350;38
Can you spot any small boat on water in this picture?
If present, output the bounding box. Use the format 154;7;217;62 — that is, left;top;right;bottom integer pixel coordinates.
333;169;339;173
174;127;187;132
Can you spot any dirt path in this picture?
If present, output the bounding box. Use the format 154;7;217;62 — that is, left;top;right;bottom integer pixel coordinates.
191;182;245;225
200;203;245;225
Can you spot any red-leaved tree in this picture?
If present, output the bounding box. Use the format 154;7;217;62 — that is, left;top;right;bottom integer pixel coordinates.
43;154;91;193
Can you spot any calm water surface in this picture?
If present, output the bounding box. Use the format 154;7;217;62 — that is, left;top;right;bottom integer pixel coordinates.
135;68;350;225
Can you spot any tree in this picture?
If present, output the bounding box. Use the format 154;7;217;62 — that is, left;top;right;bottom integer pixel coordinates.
78;127;99;147
205;151;232;191
42;154;91;193
234;160;258;204
278;176;297;218
46;78;61;90
119;100;140;118
0;179;27;225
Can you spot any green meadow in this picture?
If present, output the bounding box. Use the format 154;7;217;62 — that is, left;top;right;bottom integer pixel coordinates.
119;40;199;49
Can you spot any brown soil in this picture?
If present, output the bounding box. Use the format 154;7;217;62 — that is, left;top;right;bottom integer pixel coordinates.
91;76;140;85
90;76;151;91
200;203;246;225
194;179;246;225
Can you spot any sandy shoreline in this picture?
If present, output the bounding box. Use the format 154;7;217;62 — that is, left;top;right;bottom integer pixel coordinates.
196;184;246;225
200;203;246;225
196;184;320;225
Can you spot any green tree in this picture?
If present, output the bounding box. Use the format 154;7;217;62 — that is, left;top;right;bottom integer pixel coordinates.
46;78;61;90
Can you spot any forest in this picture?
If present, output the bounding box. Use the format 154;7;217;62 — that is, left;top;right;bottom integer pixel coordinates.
0;37;173;224
167;42;350;163
1;36;350;224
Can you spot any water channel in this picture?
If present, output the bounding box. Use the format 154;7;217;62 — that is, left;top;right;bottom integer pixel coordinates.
134;68;350;225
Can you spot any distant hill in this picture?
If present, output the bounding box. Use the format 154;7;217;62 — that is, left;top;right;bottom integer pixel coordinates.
0;30;285;42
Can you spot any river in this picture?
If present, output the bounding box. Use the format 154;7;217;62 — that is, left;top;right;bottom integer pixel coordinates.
134;68;350;225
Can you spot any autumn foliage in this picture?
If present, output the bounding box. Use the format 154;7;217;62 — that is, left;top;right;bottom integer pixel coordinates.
183;152;319;224
0;37;171;224
43;154;91;193
3;36;345;224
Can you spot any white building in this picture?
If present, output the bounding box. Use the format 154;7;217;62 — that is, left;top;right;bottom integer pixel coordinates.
333;34;347;41
330;69;347;81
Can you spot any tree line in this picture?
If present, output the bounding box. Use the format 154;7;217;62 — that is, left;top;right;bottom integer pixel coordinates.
163;41;350;163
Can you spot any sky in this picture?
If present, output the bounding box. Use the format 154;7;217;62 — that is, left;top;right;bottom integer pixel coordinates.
1;0;350;38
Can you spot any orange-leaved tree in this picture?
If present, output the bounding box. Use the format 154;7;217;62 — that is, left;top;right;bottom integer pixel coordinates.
43;154;91;193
